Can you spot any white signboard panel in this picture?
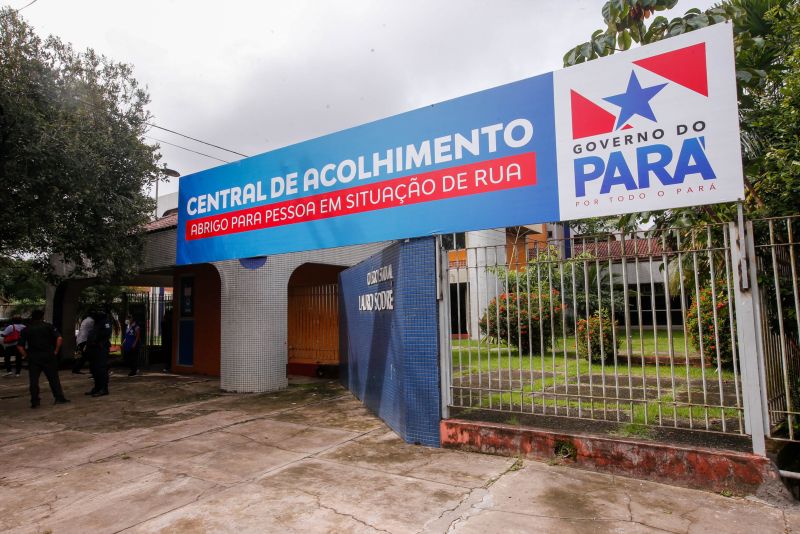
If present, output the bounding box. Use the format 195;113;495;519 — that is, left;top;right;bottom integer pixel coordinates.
554;23;743;220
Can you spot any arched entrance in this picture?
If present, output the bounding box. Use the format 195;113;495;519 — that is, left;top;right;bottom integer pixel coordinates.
50;273;175;370
287;263;345;377
173;263;221;376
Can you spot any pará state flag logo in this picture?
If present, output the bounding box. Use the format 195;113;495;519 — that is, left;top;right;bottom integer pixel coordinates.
553;22;744;221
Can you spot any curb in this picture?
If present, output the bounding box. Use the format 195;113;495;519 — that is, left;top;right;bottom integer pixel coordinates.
441;418;780;495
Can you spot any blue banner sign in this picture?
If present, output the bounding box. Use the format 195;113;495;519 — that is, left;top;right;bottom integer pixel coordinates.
177;24;742;265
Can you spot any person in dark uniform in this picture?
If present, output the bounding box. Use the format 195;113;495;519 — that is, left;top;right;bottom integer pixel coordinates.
85;310;111;397
17;309;70;408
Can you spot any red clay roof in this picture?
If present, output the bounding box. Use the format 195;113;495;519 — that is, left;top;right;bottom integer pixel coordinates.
570;238;665;259
144;212;178;233
524;238;665;260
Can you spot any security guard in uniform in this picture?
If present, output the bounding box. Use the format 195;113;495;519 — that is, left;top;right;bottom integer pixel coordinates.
85;310;111;397
17;310;70;408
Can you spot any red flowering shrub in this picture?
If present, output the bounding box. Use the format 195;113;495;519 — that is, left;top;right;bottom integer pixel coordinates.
576;308;618;363
686;285;734;368
479;290;563;355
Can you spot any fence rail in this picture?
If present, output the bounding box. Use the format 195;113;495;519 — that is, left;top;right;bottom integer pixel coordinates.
753;216;800;441
443;216;800;444
81;291;173;369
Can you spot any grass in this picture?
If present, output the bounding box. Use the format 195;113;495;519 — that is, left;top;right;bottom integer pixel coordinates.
467;385;742;427
628;394;740;425
553;440;577;460
556;328;694;358
451;328;742;429
508;457;524;471
505;415;520;426
451;338;736;382
474;387;611;413
455;328;696;358
612;423;655;440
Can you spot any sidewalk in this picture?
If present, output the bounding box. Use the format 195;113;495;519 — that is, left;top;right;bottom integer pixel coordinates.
0;371;796;533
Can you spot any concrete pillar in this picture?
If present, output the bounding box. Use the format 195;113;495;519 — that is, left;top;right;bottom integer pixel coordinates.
214;258;288;393
551;222;567;259
214;242;389;393
45;284;57;323
47;279;93;358
466;229;507;340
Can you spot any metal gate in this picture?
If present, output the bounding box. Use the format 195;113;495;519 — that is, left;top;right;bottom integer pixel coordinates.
122;290;174;369
287;283;340;368
751;217;800;442
439;215;800;450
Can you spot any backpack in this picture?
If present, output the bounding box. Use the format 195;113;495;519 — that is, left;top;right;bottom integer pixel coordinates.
4;325;20;344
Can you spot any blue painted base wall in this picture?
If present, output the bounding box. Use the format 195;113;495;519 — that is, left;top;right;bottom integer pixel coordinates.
339;237;441;447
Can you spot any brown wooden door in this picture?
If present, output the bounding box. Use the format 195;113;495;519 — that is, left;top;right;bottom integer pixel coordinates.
287;283;339;365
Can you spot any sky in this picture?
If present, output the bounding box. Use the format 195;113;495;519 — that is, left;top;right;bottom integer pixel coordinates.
7;0;719;198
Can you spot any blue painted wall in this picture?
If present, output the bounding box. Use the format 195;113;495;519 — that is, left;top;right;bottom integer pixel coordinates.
339;237;441;447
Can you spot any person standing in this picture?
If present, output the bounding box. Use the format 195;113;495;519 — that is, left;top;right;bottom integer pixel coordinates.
85;311;112;396
2;316;25;376
122;315;141;376
17;310;69;408
72;313;94;374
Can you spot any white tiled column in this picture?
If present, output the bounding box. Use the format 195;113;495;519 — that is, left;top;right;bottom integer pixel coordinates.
214;242;390;393
215;259;287;392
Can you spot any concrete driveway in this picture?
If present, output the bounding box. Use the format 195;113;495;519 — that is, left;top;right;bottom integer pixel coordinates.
0;371;796;533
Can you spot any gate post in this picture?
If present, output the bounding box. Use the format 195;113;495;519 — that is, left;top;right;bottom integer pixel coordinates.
437;236;453;419
728;213;767;456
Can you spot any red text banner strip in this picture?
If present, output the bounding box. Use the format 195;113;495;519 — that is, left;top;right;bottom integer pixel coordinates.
186;152;536;241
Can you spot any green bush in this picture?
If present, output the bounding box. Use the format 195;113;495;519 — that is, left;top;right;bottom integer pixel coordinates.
576;308;618;363
686;285;734;368
479;290;563;355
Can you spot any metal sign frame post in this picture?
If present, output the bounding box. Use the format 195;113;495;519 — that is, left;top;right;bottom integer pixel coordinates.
728;204;767;456
437;236;453;420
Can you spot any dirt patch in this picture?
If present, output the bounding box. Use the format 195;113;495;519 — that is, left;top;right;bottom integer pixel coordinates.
322;439;430;469
0;374;352;438
210;380;345;413
273;397;382;432
161;517;208;533
538;486;600;519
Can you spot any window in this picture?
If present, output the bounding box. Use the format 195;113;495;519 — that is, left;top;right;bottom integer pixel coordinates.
442;232;466;250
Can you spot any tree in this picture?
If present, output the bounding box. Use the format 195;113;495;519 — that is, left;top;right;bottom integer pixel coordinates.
563;0;799;228
479;290;564;355
744;2;800;217
0;9;163;282
0;257;46;315
490;245;626;317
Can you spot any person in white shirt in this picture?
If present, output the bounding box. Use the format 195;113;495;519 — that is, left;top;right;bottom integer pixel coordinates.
2;317;26;376
72;314;95;374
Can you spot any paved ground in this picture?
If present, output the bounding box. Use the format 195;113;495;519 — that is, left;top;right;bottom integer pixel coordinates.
0;370;797;533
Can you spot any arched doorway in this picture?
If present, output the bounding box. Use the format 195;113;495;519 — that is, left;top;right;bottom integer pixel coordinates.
50;274;175;370
287;263;345;377
172;263;221;376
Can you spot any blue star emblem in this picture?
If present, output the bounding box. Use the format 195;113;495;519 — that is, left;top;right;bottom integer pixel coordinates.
603;71;667;130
